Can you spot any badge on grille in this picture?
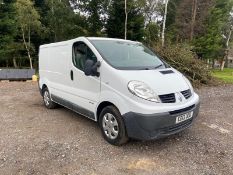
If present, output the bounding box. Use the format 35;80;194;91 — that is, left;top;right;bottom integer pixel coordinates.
176;92;183;102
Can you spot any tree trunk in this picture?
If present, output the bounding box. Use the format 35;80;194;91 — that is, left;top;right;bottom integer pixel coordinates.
220;26;232;71
190;0;197;41
28;25;31;49
51;0;57;42
212;59;215;68
21;27;33;69
162;0;169;47
124;0;128;40
220;60;225;71
13;57;18;68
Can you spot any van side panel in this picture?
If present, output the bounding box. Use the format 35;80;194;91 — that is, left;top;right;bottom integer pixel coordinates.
39;40;100;121
39;44;72;101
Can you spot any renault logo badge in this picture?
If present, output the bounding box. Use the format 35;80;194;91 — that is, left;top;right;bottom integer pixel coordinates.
176;92;183;102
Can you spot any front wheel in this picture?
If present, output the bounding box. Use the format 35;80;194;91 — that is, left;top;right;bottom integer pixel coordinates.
99;106;129;145
42;87;57;109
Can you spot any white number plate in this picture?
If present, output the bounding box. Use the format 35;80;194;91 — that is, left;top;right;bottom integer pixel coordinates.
175;111;193;124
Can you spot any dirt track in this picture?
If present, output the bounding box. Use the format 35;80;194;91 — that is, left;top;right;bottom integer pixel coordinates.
0;82;233;175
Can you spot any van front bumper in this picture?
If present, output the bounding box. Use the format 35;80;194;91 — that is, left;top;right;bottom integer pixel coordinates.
122;102;200;140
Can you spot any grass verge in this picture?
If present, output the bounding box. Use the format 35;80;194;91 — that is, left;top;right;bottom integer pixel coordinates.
212;68;233;84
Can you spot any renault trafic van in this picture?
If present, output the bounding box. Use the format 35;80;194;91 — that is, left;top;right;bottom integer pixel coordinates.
39;37;200;145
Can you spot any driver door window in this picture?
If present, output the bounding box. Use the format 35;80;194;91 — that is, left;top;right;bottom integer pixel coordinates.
73;42;97;71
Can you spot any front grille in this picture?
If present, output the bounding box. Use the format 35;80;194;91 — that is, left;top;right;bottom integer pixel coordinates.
169;104;195;115
181;89;192;99
159;93;176;103
159;89;192;103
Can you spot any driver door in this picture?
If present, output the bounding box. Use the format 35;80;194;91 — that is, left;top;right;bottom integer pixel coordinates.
69;41;100;120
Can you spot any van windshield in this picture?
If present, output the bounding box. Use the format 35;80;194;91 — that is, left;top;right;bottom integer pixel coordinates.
90;40;166;70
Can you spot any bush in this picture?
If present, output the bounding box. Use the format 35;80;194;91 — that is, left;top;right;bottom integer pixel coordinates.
154;44;213;86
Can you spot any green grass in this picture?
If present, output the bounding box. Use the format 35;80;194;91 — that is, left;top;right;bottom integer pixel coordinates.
212;68;233;84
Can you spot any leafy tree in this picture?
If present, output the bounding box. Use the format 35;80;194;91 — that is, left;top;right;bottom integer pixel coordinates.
6;42;24;68
45;0;88;42
106;0;125;39
222;12;233;68
144;22;160;46
86;0;103;36
0;0;17;67
71;0;106;36
14;0;41;69
143;0;162;24
106;0;145;41
166;0;214;43
193;0;233;62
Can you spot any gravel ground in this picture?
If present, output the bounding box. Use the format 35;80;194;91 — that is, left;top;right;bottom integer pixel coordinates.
0;82;232;175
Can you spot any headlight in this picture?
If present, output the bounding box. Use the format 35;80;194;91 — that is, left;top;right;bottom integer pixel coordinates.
183;76;194;94
128;81;160;103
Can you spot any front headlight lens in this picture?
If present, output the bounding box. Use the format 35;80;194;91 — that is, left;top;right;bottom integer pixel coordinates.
128;81;160;102
183;76;194;94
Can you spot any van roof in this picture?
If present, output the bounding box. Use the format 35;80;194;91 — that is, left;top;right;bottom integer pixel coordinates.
87;37;139;43
40;37;139;49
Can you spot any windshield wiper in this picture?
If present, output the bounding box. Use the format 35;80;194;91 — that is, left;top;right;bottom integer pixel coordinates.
154;64;163;69
137;64;163;70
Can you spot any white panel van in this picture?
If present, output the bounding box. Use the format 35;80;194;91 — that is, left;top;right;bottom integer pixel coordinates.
39;37;200;145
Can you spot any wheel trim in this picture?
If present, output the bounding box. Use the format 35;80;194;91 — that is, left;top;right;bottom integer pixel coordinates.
102;113;119;140
43;91;50;106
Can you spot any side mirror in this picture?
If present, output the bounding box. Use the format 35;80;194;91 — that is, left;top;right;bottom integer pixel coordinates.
84;60;100;77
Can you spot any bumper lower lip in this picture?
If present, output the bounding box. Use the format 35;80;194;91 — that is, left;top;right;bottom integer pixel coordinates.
122;102;200;140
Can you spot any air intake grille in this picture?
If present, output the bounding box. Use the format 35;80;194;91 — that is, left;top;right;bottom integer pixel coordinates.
159;93;176;103
169;104;195;115
181;89;192;99
159;70;174;74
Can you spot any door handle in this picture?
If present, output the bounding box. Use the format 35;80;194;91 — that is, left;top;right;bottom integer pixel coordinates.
70;70;73;80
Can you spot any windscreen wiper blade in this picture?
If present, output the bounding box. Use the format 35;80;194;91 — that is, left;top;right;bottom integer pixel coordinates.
154;64;163;69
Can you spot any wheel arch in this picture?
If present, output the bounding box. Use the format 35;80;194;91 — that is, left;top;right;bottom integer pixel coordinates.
42;84;47;91
96;92;130;121
97;101;116;121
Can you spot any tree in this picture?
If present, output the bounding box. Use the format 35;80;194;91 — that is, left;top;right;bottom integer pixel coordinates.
106;0;144;41
190;0;197;41
143;0;161;24
193;0;233;64
161;0;169;47
125;0;128;39
6;42;24;68
220;12;233;70
14;0;41;69
166;0;214;43
45;0;87;42
34;0;87;46
142;0;163;46
0;0;17;67
144;22;160;46
221;26;232;70
71;0;106;36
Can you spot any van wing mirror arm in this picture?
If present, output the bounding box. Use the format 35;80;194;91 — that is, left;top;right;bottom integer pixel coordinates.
92;61;101;77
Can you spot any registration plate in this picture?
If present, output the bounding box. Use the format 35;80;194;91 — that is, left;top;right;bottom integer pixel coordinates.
175;111;193;124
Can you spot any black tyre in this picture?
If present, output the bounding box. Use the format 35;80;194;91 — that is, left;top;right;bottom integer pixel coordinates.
99;106;129;145
42;87;57;109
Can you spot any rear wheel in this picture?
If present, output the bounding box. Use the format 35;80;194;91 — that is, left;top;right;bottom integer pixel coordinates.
42;87;57;109
99;106;128;145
